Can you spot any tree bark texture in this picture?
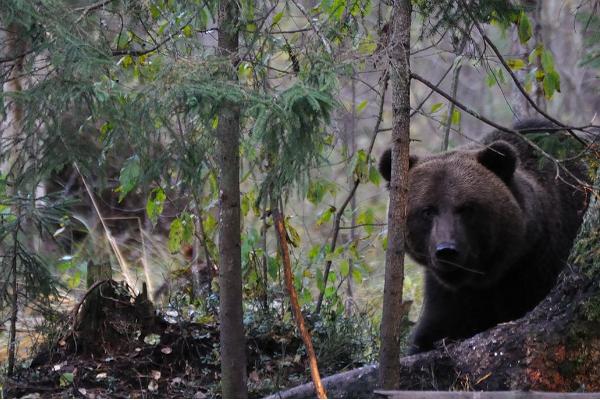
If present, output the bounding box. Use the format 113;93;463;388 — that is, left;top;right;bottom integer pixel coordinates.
271;171;600;399
216;0;247;397
379;0;412;390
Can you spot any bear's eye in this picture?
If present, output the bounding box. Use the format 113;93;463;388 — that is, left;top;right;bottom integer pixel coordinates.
420;206;436;219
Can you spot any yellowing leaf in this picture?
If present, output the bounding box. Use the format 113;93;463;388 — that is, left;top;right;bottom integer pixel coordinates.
430;102;444;113
271;11;284;27
506;58;526;71
356;99;368;114
451;109;461;125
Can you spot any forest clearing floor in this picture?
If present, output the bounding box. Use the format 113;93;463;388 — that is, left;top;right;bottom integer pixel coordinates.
3;280;337;398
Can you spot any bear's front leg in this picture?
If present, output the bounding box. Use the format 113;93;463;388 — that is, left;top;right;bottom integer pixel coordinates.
407;273;467;354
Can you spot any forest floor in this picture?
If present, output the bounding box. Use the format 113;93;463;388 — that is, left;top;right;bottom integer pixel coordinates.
3;280;349;399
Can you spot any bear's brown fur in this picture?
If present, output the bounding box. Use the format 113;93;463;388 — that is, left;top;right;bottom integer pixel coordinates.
379;120;588;354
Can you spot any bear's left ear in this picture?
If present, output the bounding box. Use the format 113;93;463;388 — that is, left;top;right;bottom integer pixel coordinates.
378;149;418;183
477;140;518;182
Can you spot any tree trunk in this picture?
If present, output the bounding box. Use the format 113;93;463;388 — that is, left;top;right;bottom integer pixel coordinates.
216;0;247;396
379;0;412;390
271;170;600;398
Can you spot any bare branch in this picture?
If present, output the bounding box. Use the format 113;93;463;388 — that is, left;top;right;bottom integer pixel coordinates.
457;0;587;146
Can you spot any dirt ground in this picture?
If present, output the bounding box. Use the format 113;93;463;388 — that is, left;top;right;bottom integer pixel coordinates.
4;280;312;398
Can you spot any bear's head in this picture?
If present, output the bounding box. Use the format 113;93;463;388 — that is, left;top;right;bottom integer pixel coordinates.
379;141;527;289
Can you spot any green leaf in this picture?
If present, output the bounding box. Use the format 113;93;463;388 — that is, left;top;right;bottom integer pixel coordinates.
67;271;81;289
117;155;141;202
238;62;253;80
528;45;543;64
541;50;555;73
430;102;444;113
324;286;336;298
307;179;335;204
518;12;532;44
368;164;381;186
352;149;369;182
59;372;74;387
316;268;325;292
356;209;375;234
358;36;377;55
451;109;461;125
149;5;161;19
308;245;321;262
168;218;184;253
506;58;526;71
146;187;166;226
356;99;368;114
316;206;335;226
182;25;193;37
181;213;194;245
118;55;134;69
543;70;561;99
271;11;284;26
351;268;362;284
285;218;301;247
340;260;350;277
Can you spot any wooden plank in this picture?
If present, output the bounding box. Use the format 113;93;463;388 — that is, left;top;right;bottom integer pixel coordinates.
374;391;600;399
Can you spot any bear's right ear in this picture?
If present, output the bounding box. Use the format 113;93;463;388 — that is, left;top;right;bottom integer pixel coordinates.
378;149;418;183
477;140;518;182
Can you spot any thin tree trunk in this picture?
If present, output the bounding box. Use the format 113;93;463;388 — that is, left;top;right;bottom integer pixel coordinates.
216;0;247;396
441;63;461;151
3;22;26;378
7;212;19;377
378;0;412;390
273;206;327;399
346;77;357;314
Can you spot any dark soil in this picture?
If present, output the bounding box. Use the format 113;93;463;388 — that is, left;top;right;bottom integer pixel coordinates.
4;280;313;398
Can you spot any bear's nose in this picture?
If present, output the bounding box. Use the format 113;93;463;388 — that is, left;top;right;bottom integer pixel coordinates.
435;242;459;261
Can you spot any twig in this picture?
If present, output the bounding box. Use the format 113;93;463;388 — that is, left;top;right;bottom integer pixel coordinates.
442;62;462;151
273;206;327;399
289;0;332;55
75;0;113;23
410;63;453;118
410;72;591;189
111;19;210;57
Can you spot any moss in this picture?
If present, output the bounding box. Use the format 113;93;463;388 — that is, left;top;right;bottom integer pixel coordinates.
568;168;600;277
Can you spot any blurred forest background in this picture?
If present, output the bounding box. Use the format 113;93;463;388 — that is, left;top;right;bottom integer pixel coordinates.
0;0;598;397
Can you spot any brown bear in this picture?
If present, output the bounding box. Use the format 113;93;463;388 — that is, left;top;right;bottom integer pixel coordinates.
379;119;588;354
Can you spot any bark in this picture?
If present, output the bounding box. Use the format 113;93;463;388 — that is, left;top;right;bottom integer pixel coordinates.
7;213;19;377
216;0;247;396
2;22;26;378
379;0;412;389
270;170;600;399
273;207;327;399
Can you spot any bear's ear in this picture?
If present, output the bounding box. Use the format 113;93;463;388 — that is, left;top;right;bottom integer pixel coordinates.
378;148;418;183
477;140;518;182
